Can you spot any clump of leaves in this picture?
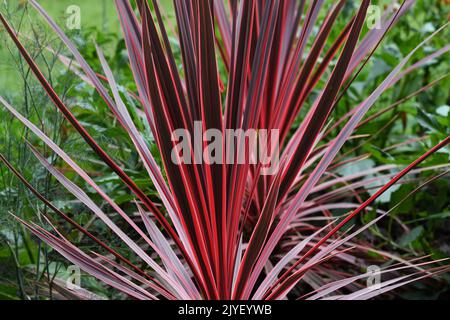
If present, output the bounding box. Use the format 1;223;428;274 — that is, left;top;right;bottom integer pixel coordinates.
0;0;449;300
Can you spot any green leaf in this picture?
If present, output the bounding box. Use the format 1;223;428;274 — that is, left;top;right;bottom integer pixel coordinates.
398;226;424;246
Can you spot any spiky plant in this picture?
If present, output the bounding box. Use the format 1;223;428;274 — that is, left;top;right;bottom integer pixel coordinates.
0;0;449;300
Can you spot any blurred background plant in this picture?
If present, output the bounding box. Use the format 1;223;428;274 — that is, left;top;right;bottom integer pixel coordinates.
0;0;448;300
